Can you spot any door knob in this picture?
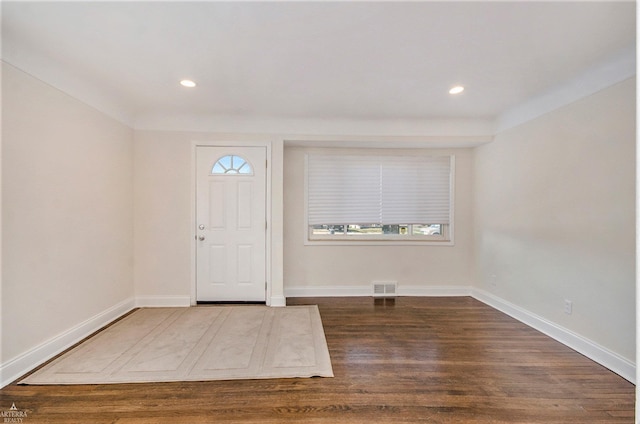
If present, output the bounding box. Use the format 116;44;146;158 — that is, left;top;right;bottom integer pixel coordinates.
198;235;205;241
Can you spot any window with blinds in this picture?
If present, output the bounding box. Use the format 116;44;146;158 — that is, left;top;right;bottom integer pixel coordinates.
305;153;454;243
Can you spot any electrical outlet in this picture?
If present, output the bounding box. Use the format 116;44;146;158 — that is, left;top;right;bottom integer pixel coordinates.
564;299;573;315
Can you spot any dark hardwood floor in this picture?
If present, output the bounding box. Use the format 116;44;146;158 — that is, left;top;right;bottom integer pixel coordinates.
1;297;635;423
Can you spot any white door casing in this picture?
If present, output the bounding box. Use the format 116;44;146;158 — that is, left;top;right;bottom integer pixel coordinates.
196;146;267;302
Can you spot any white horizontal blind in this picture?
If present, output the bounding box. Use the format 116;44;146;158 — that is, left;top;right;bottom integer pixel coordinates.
307;155;381;225
307;154;452;226
381;156;451;224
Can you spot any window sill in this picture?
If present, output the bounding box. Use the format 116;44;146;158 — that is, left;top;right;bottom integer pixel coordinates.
304;238;454;246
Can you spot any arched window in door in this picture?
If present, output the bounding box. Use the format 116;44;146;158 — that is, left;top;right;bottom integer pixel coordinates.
211;155;253;175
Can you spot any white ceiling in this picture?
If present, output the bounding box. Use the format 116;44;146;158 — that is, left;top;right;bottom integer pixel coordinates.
1;1;636;134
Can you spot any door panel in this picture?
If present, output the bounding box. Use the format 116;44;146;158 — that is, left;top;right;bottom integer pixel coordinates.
196;146;267;302
237;245;253;284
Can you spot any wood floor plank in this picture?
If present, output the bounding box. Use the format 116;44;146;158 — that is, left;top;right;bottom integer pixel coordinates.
0;297;634;423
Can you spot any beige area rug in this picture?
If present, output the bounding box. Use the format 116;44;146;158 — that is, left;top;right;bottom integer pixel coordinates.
20;305;333;385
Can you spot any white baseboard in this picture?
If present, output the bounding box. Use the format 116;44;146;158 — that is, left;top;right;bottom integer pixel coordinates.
0;294;196;388
285;284;473;298
285;285;371;298
135;295;191;307
268;295;287;307
471;288;636;384
0;297;136;388
3;289;633;387
400;285;473;297
135;295;285;307
285;284;635;383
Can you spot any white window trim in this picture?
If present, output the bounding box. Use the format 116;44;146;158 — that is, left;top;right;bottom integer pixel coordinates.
303;154;455;246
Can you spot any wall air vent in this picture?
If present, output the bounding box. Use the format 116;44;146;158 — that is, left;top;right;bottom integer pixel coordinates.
372;281;397;298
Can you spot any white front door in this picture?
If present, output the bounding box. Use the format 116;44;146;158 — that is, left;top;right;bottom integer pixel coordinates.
196;146;267;302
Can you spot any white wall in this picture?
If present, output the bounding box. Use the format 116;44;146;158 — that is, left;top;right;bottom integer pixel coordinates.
474;77;636;363
133;130;284;306
1;64;134;366
133;131;193;303
284;146;475;295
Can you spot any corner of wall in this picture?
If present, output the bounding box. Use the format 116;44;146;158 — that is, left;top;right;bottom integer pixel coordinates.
471;288;636;384
0;297;136;389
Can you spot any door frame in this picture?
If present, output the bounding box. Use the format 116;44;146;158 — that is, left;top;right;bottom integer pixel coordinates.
191;140;273;306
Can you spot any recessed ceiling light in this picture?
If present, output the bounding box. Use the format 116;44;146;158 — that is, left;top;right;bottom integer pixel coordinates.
449;86;464;94
180;79;196;88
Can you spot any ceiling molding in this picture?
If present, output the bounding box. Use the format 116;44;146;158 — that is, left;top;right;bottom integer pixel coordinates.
134;113;496;140
283;136;493;149
1;38;136;127
495;45;636;134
